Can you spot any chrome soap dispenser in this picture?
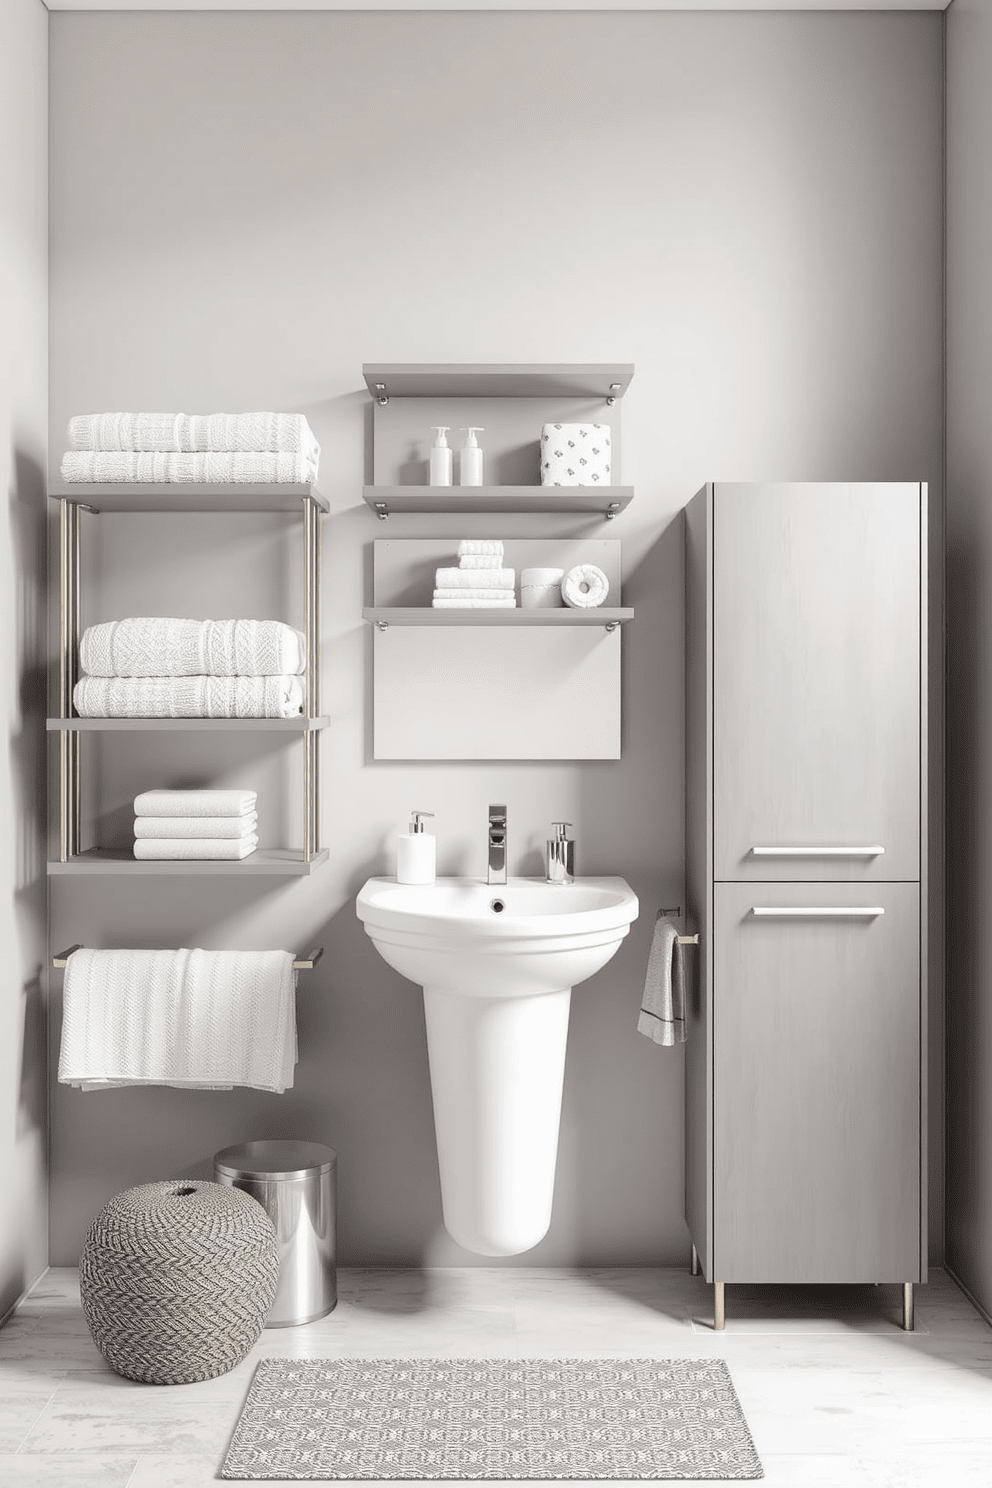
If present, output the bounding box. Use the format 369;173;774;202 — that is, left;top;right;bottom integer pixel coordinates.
397;810;436;885
545;821;574;885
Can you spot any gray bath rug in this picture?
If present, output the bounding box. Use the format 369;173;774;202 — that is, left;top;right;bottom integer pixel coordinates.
220;1357;763;1480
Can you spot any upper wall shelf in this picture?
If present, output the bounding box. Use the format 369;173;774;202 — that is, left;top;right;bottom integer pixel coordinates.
48;482;328;514
362;486;634;520
362;365;634;402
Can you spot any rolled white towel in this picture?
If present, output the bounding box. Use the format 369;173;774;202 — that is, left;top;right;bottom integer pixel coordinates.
68;412;320;462
134;835;258;860
134;788;257;818
73;675;304;719
431;595;517;609
80;618;306;678
458;554;504;570
60;450;318;484
134;814;258;840
435;567;515;590
457;540;503;558
432;587;517;602
561;564;610;609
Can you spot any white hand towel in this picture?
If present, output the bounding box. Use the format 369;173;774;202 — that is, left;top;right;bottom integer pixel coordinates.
134;788;257;818
432;596;517;609
60;450;318;484
134;813;258;840
540;423;612;486
68;412;319;462
432;588;517;602
73;675;304;719
133;835;258;860
58;947;296;1093
637;916;686;1046
80;618;306;679
435;567;515;590
457;540;503;558
458;554;504;570
561;564;610;609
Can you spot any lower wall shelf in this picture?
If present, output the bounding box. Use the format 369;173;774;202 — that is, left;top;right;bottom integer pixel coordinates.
48;848;329;876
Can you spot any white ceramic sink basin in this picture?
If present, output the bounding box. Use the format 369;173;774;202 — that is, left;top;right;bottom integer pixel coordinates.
357;876;638;1257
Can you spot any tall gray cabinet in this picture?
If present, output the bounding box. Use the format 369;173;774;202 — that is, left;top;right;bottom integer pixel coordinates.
684;482;927;1331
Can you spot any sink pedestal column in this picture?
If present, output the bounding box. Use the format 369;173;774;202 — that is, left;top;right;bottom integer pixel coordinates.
422;985;572;1257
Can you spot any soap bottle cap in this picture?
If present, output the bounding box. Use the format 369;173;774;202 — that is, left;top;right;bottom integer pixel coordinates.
460;427;484;446
409;810;435;834
431;427;449;445
551;821;572;840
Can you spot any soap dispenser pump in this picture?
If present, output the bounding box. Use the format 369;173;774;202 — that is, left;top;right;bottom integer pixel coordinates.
459;427;484;486
397;810;436;885
429;427;453;487
546;821;574;885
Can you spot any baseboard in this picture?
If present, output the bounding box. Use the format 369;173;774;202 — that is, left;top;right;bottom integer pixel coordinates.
0;1264;50;1330
944;1261;992;1329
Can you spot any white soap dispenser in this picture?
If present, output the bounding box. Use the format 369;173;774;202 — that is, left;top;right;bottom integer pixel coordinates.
397;810;436;885
429;427;453;486
459;427;485;486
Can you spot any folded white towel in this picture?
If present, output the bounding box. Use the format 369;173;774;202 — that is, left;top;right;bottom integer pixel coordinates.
60;450;318;484
457;540;503;558
134;835;258;860
637;917;687;1047
68;412;320;462
58;947;296;1092
435;567;515;590
432;596;517;609
74;675;304;719
80;618;306;679
134;788;257;818
134;813;258;840
432;587;517;602
561;564;610;609
458;554;504;571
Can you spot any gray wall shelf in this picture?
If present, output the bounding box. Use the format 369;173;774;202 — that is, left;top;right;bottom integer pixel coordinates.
362;364;634;401
363;486;633;520
363;607;633;628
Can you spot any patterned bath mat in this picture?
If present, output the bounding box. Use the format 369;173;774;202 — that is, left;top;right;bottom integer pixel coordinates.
220;1357;763;1480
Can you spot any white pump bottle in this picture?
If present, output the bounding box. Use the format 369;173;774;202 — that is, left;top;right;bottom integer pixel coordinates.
429;427;453;486
397;810;436;885
459;427;484;486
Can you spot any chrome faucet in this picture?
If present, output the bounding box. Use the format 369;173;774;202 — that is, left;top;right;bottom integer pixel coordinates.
487;803;507;885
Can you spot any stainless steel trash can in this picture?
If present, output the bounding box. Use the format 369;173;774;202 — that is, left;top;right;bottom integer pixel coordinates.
214;1140;336;1327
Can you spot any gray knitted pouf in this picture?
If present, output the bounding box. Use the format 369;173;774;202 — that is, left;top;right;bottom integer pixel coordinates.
80;1180;279;1385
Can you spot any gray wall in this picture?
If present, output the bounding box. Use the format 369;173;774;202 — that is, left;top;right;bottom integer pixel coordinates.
49;9;945;1267
0;0;49;1311
946;0;992;1317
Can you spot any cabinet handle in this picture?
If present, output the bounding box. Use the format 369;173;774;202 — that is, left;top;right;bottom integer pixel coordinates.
750;845;884;858
750;906;885;918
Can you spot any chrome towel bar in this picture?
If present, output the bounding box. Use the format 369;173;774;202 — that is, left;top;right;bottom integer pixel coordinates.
52;945;324;971
658;906;700;946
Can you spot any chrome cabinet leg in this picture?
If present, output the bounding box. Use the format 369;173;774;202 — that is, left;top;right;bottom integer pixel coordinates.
714;1281;725;1331
903;1282;914;1332
691;1243;699;1276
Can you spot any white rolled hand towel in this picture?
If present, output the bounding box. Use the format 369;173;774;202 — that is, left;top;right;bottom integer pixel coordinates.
561;564;610;609
80;618;306;678
68;412;319;461
134;835;259;860
134;814;258;840
435;567;515;590
134;788;257;818
73;675;304;719
457;539;503;558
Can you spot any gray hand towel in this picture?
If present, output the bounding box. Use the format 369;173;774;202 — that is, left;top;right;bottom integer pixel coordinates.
637;915;686;1046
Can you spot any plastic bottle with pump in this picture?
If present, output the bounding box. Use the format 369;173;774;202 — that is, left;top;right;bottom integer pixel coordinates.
429;427;452;487
397;810;436;885
459;427;484;486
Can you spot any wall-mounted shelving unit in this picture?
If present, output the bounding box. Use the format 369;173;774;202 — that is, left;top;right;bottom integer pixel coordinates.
363;607;634;630
49;481;327;876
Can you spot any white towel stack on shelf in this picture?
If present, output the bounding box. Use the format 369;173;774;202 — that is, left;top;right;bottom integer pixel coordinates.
432;540;516;608
60;412;320;484
73;618;306;719
133;788;259;861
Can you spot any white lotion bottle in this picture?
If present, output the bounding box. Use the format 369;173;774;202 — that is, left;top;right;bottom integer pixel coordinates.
397;810;436;885
429;427;452;486
459;427;484;486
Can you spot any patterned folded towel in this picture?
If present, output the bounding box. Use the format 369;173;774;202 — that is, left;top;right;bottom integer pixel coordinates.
60;450;318;484
134;788;257;818
58;947;296;1092
73;675;304;719
134;814;258;840
80;618;306;678
68;412;319;461
435;567;515;590
134;835;259;860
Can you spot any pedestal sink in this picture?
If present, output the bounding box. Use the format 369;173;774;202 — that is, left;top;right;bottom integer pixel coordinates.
356;876;638;1256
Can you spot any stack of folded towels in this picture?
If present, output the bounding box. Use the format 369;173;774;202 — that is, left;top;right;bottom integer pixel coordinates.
73;617;306;719
432;540;516;609
60;411;320;484
133;789;258;861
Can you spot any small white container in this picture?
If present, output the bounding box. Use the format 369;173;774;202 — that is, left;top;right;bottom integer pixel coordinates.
397;810;436;884
429;428;452;487
459;428;484;486
520;567;564;609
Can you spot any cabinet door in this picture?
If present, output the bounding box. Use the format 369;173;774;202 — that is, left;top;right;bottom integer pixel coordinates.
712;881;922;1284
713;483;923;881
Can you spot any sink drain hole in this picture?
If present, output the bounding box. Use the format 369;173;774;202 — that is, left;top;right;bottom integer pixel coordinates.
490;898;506;914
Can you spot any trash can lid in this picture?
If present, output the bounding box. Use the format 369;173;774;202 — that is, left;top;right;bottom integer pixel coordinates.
213;1139;336;1179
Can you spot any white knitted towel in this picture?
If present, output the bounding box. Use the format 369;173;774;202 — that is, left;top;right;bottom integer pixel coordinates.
80;619;306;678
134;814;258;840
58;947;297;1092
458;554;504;570
432;595;517;609
68;412;320;462
134;788;257;818
73;675;304;719
435;567;515;590
133;835;259;860
457;540;503;558
60;450;318;484
432;588;517;602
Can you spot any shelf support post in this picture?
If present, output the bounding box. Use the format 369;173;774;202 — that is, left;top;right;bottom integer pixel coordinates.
59;499;80;862
303;495;321;862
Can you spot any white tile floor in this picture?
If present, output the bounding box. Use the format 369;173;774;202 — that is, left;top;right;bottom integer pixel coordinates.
0;1266;990;1486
